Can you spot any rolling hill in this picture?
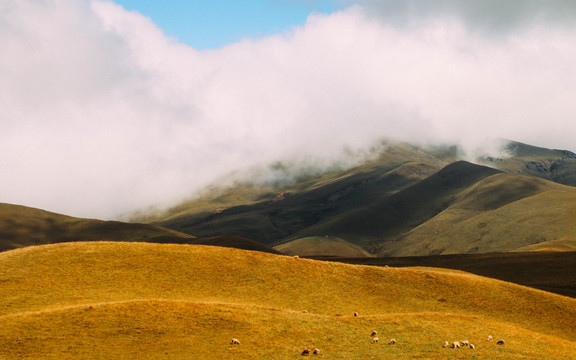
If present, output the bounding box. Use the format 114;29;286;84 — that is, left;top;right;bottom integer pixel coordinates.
0;202;195;252
378;174;576;256
1;242;575;359
146;141;576;257
273;236;372;257
482;140;576;186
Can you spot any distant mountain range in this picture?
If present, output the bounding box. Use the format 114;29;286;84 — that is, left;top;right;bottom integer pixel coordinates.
1;139;576;257
147;140;576;256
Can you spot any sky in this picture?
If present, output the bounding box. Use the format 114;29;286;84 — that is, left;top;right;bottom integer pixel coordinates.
113;0;345;49
1;0;576;219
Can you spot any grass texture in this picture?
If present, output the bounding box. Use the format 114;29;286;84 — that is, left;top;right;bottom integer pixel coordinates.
1;242;575;359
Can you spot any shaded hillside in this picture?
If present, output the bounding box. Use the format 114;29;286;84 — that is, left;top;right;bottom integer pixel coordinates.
287;161;502;250
155;160;443;247
274;236;372;257
379;174;576;256
1;242;575;359
0;203;195;252
318;251;576;298
142;140;576;257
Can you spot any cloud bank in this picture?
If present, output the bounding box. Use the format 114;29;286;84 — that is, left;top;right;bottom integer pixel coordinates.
1;0;575;218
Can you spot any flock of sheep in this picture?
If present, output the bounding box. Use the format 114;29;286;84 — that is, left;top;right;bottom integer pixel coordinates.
229;314;506;356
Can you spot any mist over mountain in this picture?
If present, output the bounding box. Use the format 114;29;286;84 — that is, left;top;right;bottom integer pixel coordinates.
1;0;576;219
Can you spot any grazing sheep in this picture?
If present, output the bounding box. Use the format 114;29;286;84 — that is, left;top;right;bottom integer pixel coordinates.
442;341;449;348
231;338;240;345
293;255;300;258
371;330;378;337
497;339;505;345
372;337;379;344
452;341;460;349
487;335;493;341
470;344;475;350
354;312;359;317
302;310;308;313
301;348;311;356
388;338;396;345
460;340;469;347
313;348;320;355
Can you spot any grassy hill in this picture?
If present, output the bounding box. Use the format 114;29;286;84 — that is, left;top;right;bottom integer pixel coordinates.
154;160;444;248
379;174;576;256
273;236;372;257
150;157;576;257
191;235;282;254
0;203;195;252
1;242;575;359
482;140;576;186
320;251;576;298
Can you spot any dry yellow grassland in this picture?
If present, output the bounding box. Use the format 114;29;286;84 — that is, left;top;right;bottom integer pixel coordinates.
1;242;575;359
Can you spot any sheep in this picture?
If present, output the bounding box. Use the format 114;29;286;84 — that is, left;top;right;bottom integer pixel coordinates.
301;348;310;356
302;310;308;314
470;344;476;350
388;338;396;345
460;340;469;347
354;312;359;317
313;348;320;355
371;330;378;337
442;341;450;348
497;339;505;345
372;337;379;344
487;335;493;341
231;338;240;345
452;341;460;349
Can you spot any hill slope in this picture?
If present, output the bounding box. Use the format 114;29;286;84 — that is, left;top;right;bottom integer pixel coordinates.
0;203;195;252
379;174;576;256
1;242;575;359
155;160;443;248
273;236;372;257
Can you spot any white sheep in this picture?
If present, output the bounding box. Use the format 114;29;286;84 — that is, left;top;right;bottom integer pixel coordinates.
442;341;449;348
372;337;379;344
388;338;396;345
313;348;320;355
452;341;460;349
371;330;378;337
231;338;240;345
470;344;475;350
460;340;469;347
487;335;493;341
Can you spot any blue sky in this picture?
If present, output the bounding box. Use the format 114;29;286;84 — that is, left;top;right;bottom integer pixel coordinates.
112;0;350;49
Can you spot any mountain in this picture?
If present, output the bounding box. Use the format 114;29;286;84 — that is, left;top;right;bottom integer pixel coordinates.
147;140;576;257
1;242;575;359
481;140;576;186
0;202;195;252
378;173;576;256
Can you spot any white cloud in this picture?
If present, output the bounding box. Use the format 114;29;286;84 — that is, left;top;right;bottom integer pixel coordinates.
1;0;575;218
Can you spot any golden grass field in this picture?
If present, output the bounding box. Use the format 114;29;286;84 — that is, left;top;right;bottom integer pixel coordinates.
1;242;575;359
